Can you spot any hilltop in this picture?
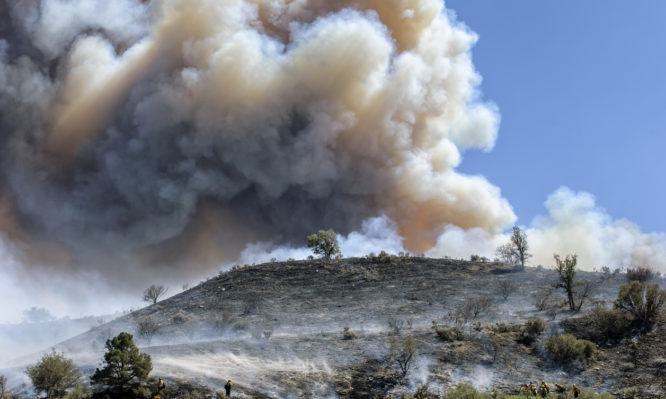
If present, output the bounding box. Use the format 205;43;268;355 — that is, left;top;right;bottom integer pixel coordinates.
14;256;666;398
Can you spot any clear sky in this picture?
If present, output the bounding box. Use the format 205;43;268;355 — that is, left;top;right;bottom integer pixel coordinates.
446;1;666;233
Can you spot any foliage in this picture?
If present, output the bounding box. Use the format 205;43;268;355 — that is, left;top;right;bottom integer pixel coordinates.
546;334;596;364
435;326;464;341
388;336;417;377
524;318;546;338
625;266;655;282
26;349;82;399
0;375;6;399
142;285;168;304
590;306;632;343
63;385;91;399
436;383;613;399
614;281;666;332
509;226;531;269
306;229;341;259
90;332;152;398
554;254;592;312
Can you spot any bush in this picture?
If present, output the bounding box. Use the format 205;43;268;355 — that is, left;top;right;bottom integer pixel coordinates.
435;326;465;341
91;332;152;398
591;306;631;342
625;266;655;282
546;334;596;364
615;281;666;332
524;317;546;338
342;326;356;340
497;280;515;301
26;349;82;399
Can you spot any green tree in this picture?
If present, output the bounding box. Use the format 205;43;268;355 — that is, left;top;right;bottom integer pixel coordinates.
91;332;152;398
510;226;531;269
26;349;81;399
615;281;666;332
388;336;417;377
554;253;581;311
306;229;341;259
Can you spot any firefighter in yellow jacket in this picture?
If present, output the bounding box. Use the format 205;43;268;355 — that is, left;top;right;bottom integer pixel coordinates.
224;380;233;397
573;384;580;398
539;380;549;397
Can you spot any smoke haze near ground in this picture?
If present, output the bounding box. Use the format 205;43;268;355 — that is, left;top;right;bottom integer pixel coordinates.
0;0;665;323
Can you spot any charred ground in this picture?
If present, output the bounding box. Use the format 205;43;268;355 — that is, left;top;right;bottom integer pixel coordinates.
14;256;666;398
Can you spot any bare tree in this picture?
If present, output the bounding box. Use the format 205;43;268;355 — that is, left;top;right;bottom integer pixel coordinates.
495;243;518;264
137;317;160;344
142;285;168;304
497;280;515;300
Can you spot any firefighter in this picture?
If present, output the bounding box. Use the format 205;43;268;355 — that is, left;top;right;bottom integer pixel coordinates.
573;384;580;398
553;382;567;393
528;381;537;397
539;380;549;397
224;380;233;397
158;378;165;391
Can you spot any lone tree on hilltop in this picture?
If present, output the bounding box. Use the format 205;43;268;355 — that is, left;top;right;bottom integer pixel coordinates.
142;285;168;304
495;226;531;269
510;226;531;269
26;349;81;399
91;332;152;398
307;229;341;259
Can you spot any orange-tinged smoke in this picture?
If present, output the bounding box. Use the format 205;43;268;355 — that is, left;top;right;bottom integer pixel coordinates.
0;0;512;273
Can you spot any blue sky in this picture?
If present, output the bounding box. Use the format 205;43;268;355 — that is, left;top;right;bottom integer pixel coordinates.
446;1;666;233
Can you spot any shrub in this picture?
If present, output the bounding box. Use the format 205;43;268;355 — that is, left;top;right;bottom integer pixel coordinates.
590;306;631;342
26;349;82;399
546;334;596;364
532;287;557;312
91;332;152;398
435;326;465;341
497;280;515;300
455;296;494;323
388;336;417;377
614;281;666;332
524;317;546;338
306;229;341;259
491;322;520;334
342;326;356;340
625;266;654;282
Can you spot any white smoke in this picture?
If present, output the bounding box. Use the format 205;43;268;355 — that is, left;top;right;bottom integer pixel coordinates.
427;187;666;273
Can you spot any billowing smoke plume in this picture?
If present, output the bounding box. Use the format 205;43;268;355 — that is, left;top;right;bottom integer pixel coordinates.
1;0;665;324
0;0;510;270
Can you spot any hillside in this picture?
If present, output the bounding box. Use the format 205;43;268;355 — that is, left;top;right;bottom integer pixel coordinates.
26;257;666;397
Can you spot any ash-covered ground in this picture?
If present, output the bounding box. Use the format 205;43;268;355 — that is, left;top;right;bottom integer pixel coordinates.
6;257;666;398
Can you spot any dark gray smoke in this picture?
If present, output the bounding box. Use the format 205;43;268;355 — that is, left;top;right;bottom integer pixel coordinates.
0;0;510;274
